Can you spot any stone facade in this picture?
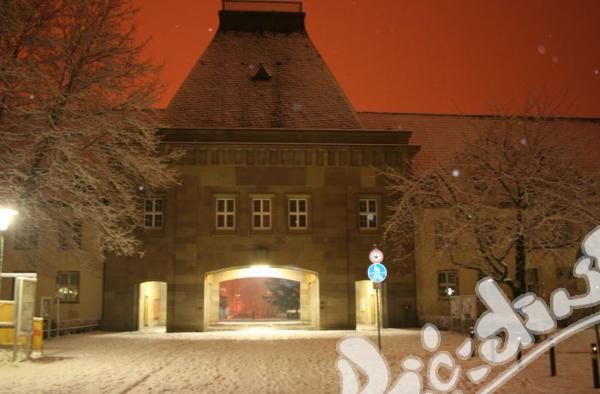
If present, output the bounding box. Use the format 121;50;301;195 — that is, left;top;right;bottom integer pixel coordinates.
102;4;422;332
103;130;419;331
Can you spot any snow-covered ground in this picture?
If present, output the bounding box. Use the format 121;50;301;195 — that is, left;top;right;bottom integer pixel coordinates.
0;328;597;393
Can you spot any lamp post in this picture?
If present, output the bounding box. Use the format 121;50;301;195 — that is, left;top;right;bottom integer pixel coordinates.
0;208;18;297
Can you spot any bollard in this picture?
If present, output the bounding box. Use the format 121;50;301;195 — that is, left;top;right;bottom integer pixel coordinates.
592;343;600;389
31;317;43;359
549;345;557;376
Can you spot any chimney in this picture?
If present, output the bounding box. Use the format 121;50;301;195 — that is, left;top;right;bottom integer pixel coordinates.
219;0;306;33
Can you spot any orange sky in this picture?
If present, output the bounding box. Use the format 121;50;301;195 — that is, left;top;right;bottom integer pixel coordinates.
135;0;600;117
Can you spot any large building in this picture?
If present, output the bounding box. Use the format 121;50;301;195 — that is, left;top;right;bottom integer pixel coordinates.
3;1;599;334
102;1;419;332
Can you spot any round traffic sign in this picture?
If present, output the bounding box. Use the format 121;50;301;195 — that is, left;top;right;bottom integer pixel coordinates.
367;263;387;283
369;248;384;264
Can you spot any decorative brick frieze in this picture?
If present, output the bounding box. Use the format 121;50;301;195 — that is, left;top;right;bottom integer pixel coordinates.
174;147;408;168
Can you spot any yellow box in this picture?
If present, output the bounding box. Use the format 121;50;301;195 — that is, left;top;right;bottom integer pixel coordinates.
0;301;14;345
0;301;27;346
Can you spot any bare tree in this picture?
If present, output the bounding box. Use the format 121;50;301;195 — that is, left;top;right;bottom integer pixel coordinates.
0;0;179;261
384;112;600;298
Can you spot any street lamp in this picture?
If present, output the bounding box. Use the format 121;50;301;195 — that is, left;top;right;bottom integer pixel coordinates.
0;208;18;297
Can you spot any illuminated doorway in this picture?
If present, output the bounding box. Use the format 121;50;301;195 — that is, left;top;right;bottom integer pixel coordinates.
204;266;319;330
355;280;377;330
138;281;167;332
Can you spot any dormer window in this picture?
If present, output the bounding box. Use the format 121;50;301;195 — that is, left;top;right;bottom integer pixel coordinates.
252;64;271;81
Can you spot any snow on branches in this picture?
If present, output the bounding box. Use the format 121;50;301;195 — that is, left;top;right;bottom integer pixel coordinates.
384;112;600;297
0;0;180;263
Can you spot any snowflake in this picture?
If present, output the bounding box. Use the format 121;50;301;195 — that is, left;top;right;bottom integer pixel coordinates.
536;45;546;55
452;169;460;177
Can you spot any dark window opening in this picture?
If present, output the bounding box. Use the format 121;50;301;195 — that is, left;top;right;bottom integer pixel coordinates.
252;64;272;81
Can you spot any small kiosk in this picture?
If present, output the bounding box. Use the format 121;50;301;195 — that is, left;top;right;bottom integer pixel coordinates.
0;273;37;361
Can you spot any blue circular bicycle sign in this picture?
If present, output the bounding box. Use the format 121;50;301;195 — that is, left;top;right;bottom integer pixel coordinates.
367;263;387;283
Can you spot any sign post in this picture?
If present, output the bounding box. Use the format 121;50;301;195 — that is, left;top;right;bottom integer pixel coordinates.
367;246;387;352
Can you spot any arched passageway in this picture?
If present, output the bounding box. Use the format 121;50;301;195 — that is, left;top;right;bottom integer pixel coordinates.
204;266;319;331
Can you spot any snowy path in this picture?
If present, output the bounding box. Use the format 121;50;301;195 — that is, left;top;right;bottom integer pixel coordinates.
0;328;597;393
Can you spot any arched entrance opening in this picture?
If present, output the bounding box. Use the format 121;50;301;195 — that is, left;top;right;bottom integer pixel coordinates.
138;281;167;332
204;265;319;331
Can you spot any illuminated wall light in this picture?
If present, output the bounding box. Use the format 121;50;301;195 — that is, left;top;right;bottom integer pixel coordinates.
246;265;278;277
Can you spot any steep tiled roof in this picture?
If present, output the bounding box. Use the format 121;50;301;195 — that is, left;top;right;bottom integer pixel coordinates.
358;112;600;173
163;11;362;130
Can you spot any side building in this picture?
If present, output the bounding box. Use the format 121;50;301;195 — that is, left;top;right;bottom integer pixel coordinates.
360;111;600;328
2;221;104;334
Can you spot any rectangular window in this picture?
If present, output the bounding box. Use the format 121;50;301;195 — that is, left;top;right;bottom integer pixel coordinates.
252;198;272;230
438;270;458;297
59;221;82;250
358;198;378;229
56;271;80;303
216;197;236;230
144;198;164;229
14;225;38;250
288;198;308;230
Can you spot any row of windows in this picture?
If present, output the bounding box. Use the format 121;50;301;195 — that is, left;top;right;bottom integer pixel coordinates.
10;196;379;250
12;221;82;251
143;196;380;232
437;267;579;298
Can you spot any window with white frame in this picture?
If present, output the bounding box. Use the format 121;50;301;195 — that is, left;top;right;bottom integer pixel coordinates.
216;197;236;230
438;270;458;297
288;198;308;230
252;198;272;230
144;198;163;229
358;198;378;229
57;271;80;303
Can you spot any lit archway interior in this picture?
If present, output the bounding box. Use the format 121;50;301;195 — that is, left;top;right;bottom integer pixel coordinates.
139;281;167;332
204;266;319;330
